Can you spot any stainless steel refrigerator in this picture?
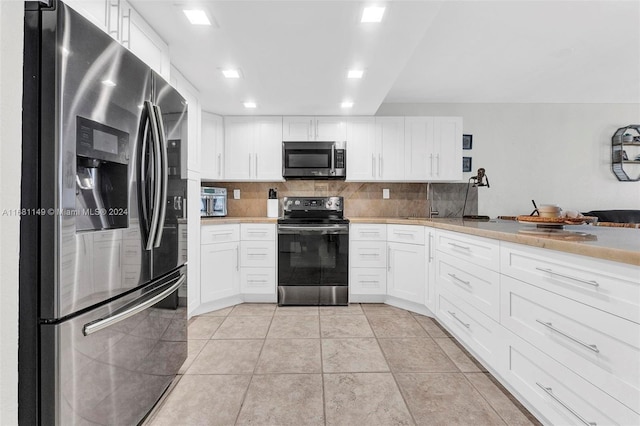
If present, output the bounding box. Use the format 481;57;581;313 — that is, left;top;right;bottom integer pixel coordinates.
19;1;188;424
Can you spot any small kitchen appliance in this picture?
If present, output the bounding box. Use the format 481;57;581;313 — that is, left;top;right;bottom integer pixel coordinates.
201;187;228;217
277;196;349;305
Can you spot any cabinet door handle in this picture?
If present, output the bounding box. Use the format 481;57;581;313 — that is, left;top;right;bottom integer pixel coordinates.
448;273;470;287
535;267;599;288
255;153;258;176
428;232;434;262
430;154;434;176
378;155;382;178
372;154;375;178
236;246;240;270
448;311;470;328
121;6;131;48
387;246;391;271
535;320;599;353
248;153;252;177
218;153;222;176
448;242;470;251
536;383;597;426
436;154;440;176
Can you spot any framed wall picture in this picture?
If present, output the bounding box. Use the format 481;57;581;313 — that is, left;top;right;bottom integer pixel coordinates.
462;134;473;150
463;157;472;172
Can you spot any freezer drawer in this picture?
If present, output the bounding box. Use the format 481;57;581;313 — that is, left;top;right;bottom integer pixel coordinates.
40;268;187;425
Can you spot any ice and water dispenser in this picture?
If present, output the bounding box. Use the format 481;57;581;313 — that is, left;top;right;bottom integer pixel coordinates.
75;116;129;231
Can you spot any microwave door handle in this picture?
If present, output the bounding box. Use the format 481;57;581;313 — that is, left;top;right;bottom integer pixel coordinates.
146;102;163;250
331;144;336;173
153;104;168;248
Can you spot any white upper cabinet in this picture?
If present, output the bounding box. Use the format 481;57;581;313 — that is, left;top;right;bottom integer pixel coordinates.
254;117;284;180
404;117;435;181
201;112;224;180
376;117;406;181
120;0;171;80
283;116;346;141
65;0;170;81
432;117;463;181
346;117;376;181
225;116;283;181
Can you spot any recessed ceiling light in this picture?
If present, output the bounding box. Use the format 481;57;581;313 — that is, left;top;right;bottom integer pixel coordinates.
361;6;385;23
244;102;257;109
341;101;354;109
101;79;116;87
183;9;211;26
348;70;364;79
222;69;240;79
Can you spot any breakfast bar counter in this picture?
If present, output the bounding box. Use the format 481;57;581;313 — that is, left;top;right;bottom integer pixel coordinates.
349;217;640;266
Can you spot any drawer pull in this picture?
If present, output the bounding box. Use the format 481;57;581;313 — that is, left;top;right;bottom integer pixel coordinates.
448;242;470;251
247;279;268;283
448;311;470;328
535;267;599;288
448;273;471;287
394;232;415;236
536;382;597;426
535;320;600;353
359;280;380;283
359;253;380;257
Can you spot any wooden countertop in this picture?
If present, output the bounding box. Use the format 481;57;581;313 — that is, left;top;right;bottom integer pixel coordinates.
349;217;640;266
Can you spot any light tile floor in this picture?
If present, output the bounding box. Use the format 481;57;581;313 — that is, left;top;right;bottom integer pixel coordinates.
146;303;540;426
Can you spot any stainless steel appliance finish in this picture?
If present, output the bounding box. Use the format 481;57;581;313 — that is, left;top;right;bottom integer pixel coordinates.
19;2;187;424
282;141;346;179
201;187;228;217
277;196;349;306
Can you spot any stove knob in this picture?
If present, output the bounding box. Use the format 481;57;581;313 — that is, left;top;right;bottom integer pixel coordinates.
294;200;301;206
326;200;333;207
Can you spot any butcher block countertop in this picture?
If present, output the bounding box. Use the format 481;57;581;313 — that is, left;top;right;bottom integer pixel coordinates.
349;217;640;266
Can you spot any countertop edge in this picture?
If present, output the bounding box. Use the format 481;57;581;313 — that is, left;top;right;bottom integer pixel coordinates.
349;217;640;267
201;217;278;224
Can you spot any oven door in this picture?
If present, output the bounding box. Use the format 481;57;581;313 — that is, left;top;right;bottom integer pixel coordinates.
277;224;349;305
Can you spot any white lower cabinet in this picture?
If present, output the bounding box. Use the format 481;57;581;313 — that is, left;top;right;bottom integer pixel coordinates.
387;241;425;303
350;224;387;300
501;274;640;414
200;239;240;303
240;224;276;300
502;329;639;426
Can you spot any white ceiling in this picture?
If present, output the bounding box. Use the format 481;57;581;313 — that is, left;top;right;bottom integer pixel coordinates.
130;0;640;115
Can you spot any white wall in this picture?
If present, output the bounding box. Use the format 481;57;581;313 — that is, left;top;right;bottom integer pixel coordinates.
377;103;640;218
0;1;24;425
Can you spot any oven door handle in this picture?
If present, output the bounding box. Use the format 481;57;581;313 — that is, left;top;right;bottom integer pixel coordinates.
278;224;349;233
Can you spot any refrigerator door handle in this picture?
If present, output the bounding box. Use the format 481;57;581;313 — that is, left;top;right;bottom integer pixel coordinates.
83;274;185;336
146;102;163;251
152;104;168;248
140;101;156;249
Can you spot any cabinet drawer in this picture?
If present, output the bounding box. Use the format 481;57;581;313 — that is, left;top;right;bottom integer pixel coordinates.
240;241;275;268
501;275;640;413
241;223;275;241
387;224;425;245
201;224;239;245
350;268;387;295
240;267;276;295
435;230;499;271
436;288;500;365
350;224;386;241
350;241;387;268
503;331;639;426
501;242;640;323
435;251;500;321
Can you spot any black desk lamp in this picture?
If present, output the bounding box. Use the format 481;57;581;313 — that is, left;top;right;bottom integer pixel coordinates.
462;168;490;221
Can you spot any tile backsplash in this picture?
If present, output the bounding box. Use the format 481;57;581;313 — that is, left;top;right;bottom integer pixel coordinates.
202;181;476;218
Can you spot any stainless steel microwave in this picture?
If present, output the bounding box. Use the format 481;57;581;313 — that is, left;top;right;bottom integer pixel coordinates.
282;141;346;179
201;187;227;217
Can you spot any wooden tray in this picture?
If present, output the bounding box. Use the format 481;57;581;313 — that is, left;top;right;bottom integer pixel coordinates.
516;215;597;227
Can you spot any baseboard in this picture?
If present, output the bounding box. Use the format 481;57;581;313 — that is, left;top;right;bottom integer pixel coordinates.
242;294;277;303
349;294;386;303
384;296;434;317
191;295;243;317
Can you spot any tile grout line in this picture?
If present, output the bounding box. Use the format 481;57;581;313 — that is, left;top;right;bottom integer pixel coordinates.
233;305;276;425
319;306;327;426
362;307;418;426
